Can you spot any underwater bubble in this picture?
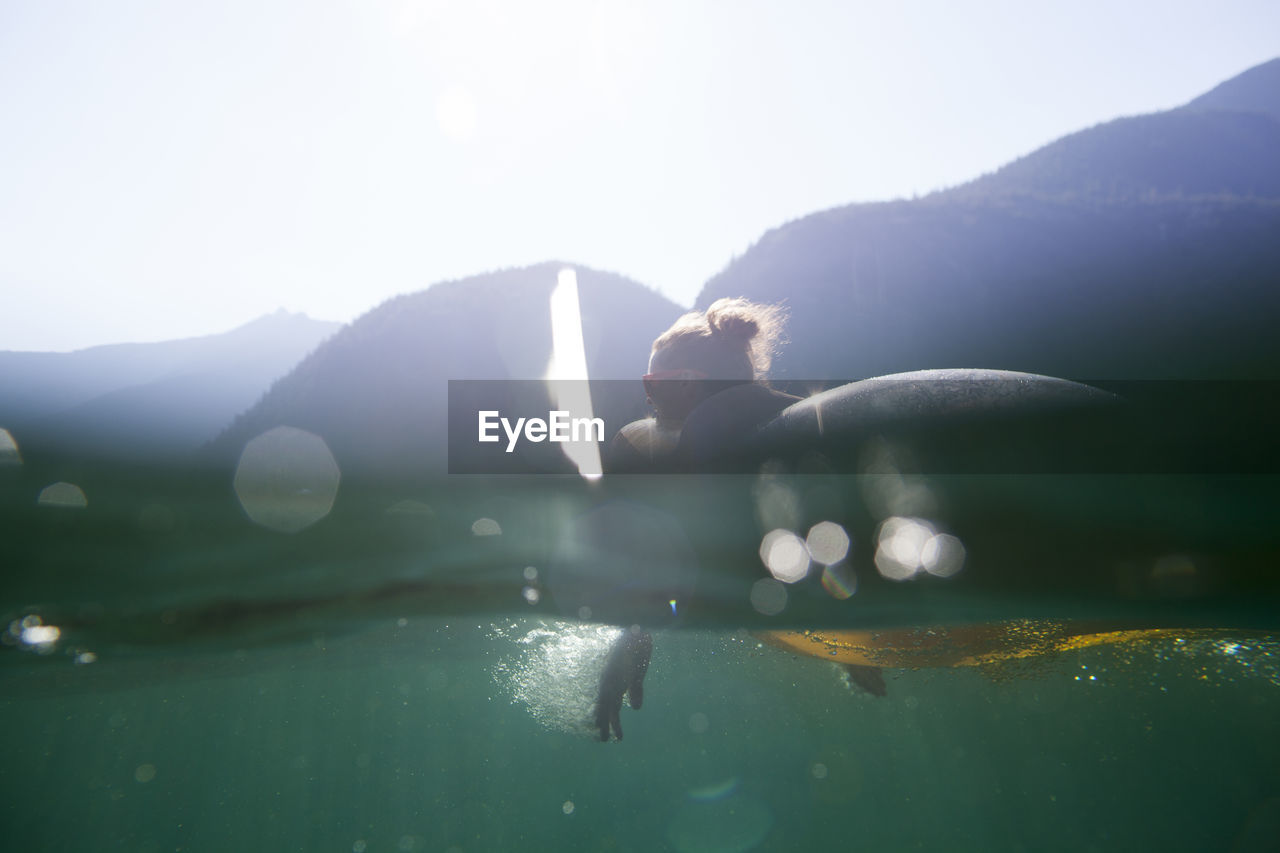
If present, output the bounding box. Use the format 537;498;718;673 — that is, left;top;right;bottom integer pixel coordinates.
37;481;87;509
806;521;850;565
134;764;156;783
0;428;21;466
749;578;787;616
759;529;810;583
921;532;965;578
471;517;502;536
874;516;936;581
233;426;339;533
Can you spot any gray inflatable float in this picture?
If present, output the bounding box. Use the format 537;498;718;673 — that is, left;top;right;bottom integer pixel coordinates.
685;368;1121;474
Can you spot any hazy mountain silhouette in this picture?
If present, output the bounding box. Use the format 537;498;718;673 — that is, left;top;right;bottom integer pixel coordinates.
12;61;1278;474
1185;56;1280;118
0;310;340;459
209;263;682;478
698;58;1280;380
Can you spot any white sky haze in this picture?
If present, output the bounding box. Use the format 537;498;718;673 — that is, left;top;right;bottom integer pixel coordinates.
2;0;1277;351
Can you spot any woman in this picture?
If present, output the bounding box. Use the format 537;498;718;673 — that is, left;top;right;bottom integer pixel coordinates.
608;297;797;472
593;298;795;742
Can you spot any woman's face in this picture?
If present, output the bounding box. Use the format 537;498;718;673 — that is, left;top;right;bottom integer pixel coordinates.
643;348;707;422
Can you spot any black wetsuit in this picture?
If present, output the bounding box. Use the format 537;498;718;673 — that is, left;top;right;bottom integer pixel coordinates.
607;383;801;474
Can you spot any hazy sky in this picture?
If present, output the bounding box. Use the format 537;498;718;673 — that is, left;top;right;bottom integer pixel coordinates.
2;0;1277;352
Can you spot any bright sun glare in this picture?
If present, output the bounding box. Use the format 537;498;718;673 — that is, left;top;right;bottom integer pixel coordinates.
547;268;603;479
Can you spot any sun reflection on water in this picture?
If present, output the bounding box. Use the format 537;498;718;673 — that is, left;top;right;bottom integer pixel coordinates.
490;620;622;737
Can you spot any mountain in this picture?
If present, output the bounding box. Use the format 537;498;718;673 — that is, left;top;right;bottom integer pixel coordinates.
14;60;1278;475
1185;56;1280;118
209;263;683;478
955;109;1280;200
698;59;1280;380
0;310;341;459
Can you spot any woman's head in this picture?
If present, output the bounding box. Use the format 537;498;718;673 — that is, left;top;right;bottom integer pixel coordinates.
644;298;786;421
648;297;786;381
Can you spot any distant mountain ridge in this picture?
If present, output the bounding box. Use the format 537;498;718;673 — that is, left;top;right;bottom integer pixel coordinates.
10;60;1278;474
0;310;341;459
698;58;1280;380
957;57;1280;201
1185;56;1280;118
954;109;1280;200
209;263;683;477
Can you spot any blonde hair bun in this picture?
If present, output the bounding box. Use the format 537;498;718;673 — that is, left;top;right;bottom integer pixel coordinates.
706;298;762;342
651;297;787;380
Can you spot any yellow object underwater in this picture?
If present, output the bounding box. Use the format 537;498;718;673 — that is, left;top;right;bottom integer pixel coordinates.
757;620;1219;670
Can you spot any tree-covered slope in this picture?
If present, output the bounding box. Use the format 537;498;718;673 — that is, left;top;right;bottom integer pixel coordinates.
698;59;1280;381
210;262;682;477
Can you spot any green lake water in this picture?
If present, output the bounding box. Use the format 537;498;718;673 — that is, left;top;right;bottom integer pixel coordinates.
5;618;1280;851
3;468;1280;851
